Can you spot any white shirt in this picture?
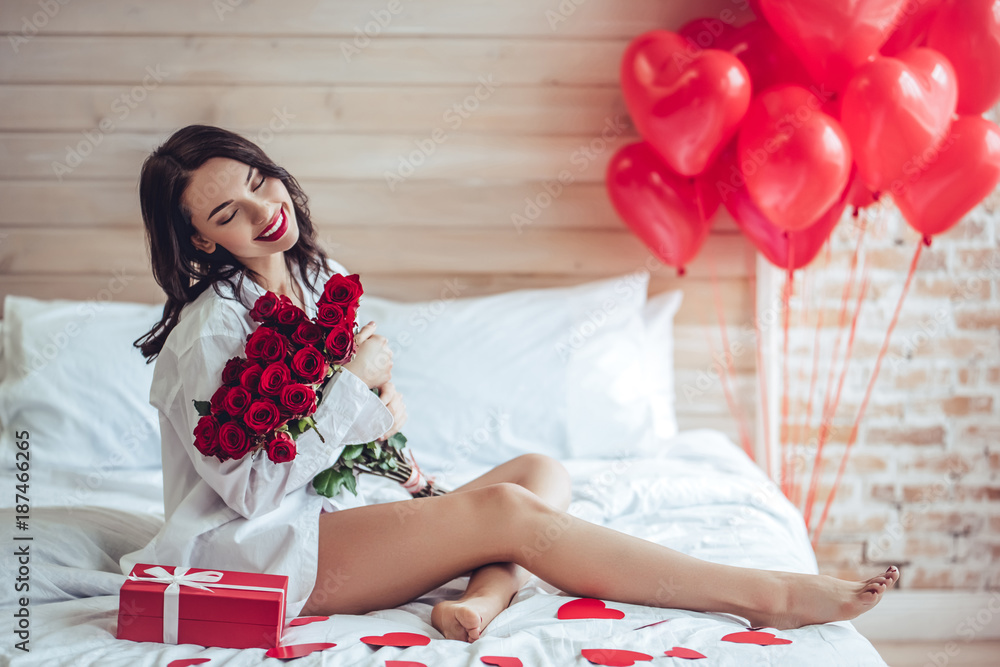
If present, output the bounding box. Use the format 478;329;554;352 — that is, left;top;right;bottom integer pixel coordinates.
120;258;393;620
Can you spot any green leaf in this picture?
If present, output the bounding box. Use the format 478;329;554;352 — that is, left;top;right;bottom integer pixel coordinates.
312;466;359;497
193;400;212;417
342;445;363;461
387;432;407;449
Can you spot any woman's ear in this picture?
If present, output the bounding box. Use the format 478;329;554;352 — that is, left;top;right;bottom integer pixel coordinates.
190;232;216;254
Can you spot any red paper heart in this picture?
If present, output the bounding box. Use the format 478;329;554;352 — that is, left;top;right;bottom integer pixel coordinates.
558;598;626;620
664;646;707;659
265;642;337;659
289;615;329;626
606;142;717;273
760;0;908;90
360;631;431;648
167;660;211;667
581;648;654;666
892;115;1000;238
840;48;958;194
621;30;751;176
721;630;792;645
481;657;523;667
385;662;427;667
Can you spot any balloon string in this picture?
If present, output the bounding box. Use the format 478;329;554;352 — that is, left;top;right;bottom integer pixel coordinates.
789;263;816;509
802;224;866;528
779;238;794;499
795;267;824;511
708;254;755;460
804;266;869;534
812;240;922;548
753;260;773;481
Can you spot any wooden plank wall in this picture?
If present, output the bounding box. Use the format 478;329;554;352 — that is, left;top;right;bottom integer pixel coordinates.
0;0;760;442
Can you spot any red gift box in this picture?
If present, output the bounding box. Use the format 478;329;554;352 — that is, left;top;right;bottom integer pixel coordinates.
117;563;288;649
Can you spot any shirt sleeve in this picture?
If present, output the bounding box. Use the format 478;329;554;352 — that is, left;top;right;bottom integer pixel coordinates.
169;328;394;520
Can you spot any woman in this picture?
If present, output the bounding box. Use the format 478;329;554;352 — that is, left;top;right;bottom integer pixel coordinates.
130;125;898;644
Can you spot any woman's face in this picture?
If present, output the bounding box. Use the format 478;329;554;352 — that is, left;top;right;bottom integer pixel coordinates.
183;157;299;263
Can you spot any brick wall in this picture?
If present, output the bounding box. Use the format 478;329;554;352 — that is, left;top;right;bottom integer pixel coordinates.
782;106;1000;590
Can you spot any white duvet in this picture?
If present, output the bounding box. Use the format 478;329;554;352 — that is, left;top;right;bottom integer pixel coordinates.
0;429;886;666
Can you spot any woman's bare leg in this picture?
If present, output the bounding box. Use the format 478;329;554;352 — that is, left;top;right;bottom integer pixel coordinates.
430;454;572;641
301;482;898;633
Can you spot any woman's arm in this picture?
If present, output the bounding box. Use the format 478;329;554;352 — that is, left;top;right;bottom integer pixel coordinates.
166;327;393;519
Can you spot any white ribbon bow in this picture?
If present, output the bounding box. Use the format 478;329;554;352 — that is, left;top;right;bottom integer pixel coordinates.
128;566;222;644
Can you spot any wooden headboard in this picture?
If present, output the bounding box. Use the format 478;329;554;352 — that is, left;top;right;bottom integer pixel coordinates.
0;0;760;446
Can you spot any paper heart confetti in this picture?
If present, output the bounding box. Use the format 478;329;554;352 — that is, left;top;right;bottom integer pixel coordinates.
289;615;329;626
360;631;431;648
481;657;523;667
558;598;626;620
385;662;428;667
167;660;211;667
264;642;337;659
721;630;792;645
664;646;707;659
581;648;654;666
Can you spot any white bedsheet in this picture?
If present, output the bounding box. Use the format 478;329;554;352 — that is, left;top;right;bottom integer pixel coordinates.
0;429;887;666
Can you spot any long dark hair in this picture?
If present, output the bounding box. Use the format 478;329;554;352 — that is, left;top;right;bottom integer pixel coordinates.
133;125;331;363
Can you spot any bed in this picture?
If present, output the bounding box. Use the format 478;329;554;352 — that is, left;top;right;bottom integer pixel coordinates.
0;272;888;666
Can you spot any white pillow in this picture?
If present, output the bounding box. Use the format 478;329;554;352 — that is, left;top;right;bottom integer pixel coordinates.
0;295;164;471
644;289;682;441
356;272;655;473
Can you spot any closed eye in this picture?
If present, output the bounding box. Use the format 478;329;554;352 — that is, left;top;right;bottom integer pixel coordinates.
219;174;266;224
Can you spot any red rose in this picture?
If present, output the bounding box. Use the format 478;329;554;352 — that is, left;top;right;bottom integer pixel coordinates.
222;385;252;417
276;301;306;329
259;361;292;397
250;291;282;324
279;383;316;416
217;421;252;459
324;324;357;364
265;432;296;463
291;320;325;347
316;303;345;328
244;398;282;434
342;302;358;328
239;362;263;393
221;356;247;386
193;415;221;458
209;384;230;415
246;326;287;363
291;345;327;384
320;273;362;307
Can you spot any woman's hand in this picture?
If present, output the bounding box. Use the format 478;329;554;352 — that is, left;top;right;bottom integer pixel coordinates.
377;381;407;438
341;321;392;389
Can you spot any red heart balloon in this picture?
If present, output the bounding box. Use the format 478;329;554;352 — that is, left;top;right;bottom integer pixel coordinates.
606;142;717;273
699;19;815;92
721;630;792;645
759;0;908;90
481;657;523;667
841;48;957;194
557;598;626;620
737;85;852;230
892;115;1000;237
265;642;337;659
621;30;751;176
717;143;848;270
360;631;431;648
581;648;654;666
289;615;329;626
664;646;707;659
881;0;945;56
927;0;1000;114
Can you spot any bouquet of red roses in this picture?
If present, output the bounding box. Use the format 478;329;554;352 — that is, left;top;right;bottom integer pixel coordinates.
191;272;445;499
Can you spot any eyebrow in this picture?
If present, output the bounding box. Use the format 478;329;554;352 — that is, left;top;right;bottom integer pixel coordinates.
207;166;254;222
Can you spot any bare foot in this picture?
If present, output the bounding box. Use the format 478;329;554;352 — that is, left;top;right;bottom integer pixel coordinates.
431;595;506;642
746;566;900;630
